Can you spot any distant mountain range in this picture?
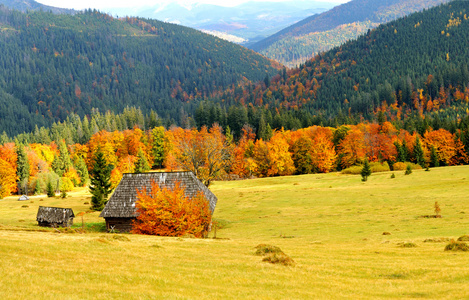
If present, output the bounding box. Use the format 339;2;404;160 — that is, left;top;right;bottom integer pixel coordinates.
99;1;336;46
0;0;76;14
0;7;279;136
251;0;451;67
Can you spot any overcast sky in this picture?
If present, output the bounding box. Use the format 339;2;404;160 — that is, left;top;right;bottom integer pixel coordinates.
36;0;350;10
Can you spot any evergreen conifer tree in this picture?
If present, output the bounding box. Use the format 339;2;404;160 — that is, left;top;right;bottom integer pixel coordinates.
134;149;151;173
52;140;72;177
430;145;439;167
46;181;55;197
151;126;165;169
89;149;113;211
361;159;371;181
74;157;89;186
413;136;425;167
15;144;29;195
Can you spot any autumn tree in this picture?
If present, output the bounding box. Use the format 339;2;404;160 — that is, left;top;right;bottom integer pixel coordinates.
0;158;17;198
89;149;114;211
131;181;211;237
172;125;231;186
291;136;315;174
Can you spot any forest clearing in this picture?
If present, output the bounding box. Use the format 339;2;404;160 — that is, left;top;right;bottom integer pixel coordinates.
1;166;469;299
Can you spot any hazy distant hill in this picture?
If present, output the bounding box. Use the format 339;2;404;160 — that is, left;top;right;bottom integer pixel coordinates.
0;7;279;136
251;0;450;67
100;1;335;45
0;0;76;14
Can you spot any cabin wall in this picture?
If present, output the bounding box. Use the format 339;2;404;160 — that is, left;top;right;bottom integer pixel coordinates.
37;219;73;228
105;217;135;233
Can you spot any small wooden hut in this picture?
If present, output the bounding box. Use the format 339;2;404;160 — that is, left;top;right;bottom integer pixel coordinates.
99;172;218;233
36;206;75;227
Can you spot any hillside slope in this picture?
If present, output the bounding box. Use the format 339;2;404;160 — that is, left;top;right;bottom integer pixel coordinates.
0;8;279;136
251;0;450;67
194;1;469;135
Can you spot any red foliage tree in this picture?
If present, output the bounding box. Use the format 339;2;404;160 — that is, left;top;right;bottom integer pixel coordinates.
131;181;212;238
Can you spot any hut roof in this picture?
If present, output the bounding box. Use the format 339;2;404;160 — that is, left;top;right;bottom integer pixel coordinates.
36;206;75;223
99;172;218;219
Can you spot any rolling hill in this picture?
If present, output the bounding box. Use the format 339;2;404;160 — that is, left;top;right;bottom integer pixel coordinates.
251;0;451;67
0;7;279;136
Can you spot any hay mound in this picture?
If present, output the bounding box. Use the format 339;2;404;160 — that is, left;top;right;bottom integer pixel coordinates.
424;237;451;243
444;240;469;252
254;244;295;266
255;244;284;256
262;252;295;266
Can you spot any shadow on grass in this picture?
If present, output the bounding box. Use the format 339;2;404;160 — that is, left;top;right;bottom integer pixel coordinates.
72;222;107;233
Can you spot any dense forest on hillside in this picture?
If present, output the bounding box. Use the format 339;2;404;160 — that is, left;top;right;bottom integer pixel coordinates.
191;1;469;137
252;0;449;67
0;6;278;136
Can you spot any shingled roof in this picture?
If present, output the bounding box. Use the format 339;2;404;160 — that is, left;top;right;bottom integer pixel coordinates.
99;172;218;219
36;206;75;226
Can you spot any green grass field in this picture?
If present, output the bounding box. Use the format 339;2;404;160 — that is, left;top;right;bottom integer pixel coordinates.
1;166;469;299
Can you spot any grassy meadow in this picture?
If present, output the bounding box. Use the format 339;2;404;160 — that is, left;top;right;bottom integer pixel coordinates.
1;166;469;299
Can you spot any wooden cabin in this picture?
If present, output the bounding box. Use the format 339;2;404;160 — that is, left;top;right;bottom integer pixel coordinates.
36;206;75;227
99;172;218;233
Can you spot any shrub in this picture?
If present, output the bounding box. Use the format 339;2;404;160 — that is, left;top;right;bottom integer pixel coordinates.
342;162;390;175
445;240;469;251
405;164;412;175
370;161;390;173
457;235;469;241
131;181;212;238
393;162;422;171
60;177;74;192
392;162;408;171
390;173;396;179
341;165;363;175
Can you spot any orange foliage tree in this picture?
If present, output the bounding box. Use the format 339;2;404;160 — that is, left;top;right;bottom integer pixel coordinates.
424;129;467;165
337;126;366;168
131;181;211;237
0;158;18;198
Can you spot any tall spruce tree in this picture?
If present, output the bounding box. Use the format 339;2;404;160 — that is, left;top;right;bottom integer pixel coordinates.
52;140;72;177
361;159;371;182
430;145;439;168
15;144;29;195
150;126;165;169
413;136;425;168
134;149;151;173
89;149;113;211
